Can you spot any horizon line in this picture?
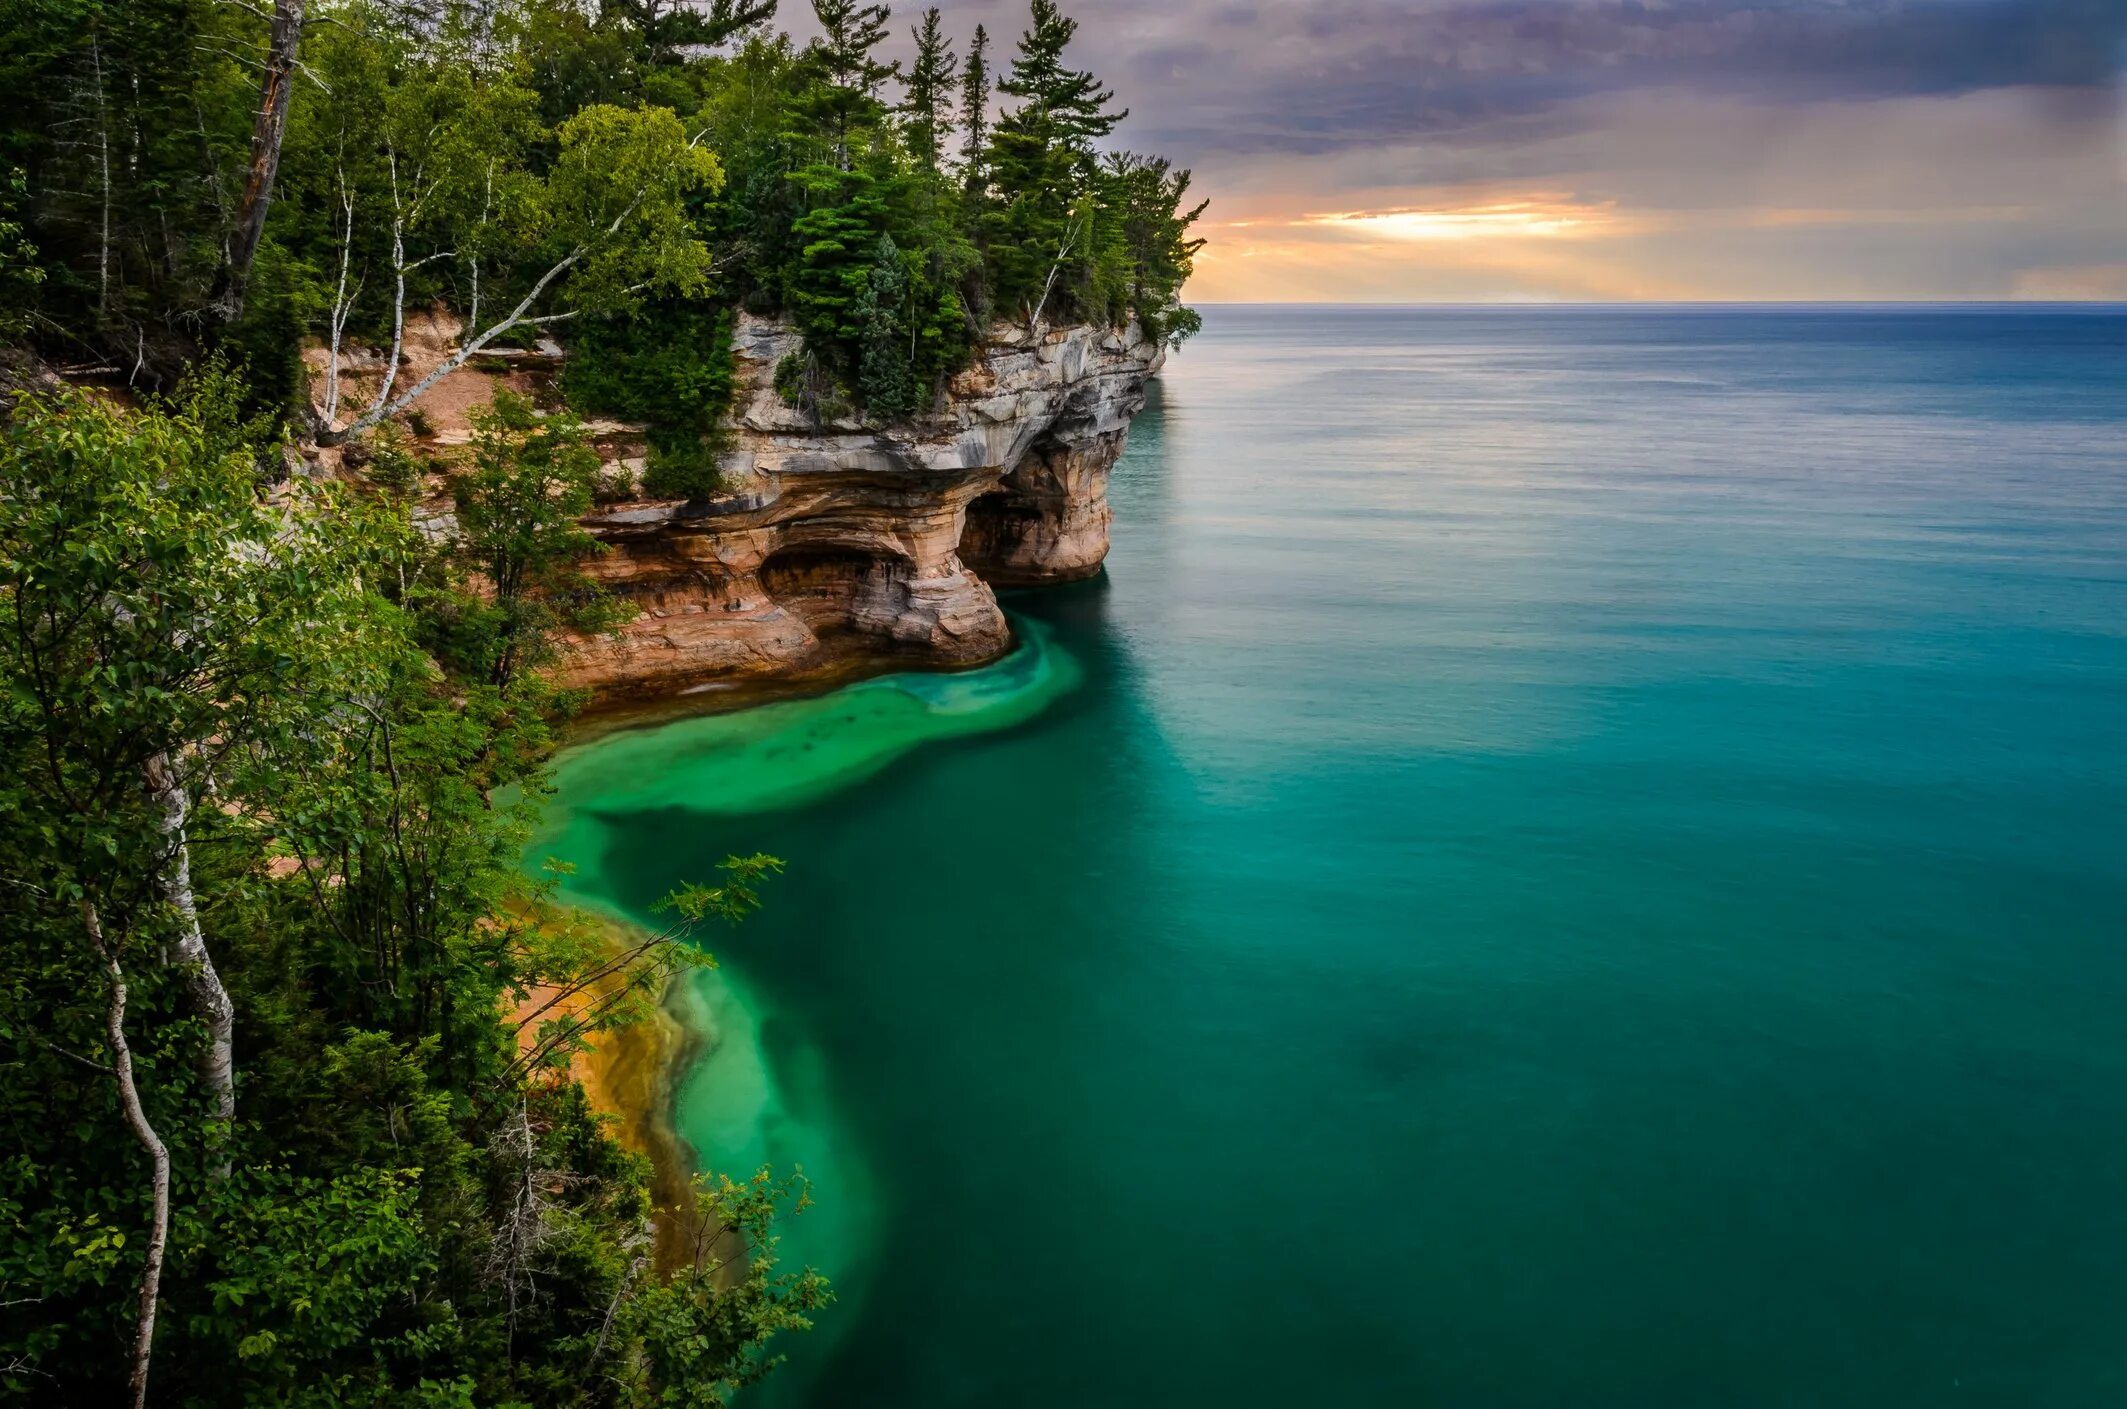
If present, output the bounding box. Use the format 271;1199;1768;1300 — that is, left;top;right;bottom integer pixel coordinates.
1183;298;2127;308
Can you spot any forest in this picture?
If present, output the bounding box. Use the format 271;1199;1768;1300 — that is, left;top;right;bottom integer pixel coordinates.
0;0;1202;489
0;0;1203;1403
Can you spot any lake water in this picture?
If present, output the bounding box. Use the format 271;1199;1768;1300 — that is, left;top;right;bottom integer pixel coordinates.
529;305;2127;1407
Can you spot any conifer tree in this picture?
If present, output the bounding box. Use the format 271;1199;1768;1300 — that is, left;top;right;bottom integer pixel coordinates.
611;0;779;66
808;0;897;167
996;0;1123;153
854;233;915;417
958;23;991;193
810;0;897;101
900;8;955;169
981;2;1126;330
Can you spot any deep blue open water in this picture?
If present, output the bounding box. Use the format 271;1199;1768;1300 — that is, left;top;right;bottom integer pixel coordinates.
536;305;2127;1407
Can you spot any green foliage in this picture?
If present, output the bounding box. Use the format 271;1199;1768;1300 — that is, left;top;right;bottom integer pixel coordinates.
0;389;817;1405
350;423;424;499
810;0;898;104
1;0;1200;427
854;235;918;416
0;382;351;919
619;1169;832;1408
972;1;1203;335
0;5;1211;1387
0;0;243;375
1094;152;1208;344
788;170;889;354
996;0;1126;152
439;391;625;687
563;303;738;502
973;0;1130;329
900;9;956;169
773;351;807;405
658;854;786;927
548;104;725;314
785;168;969;417
190;1166;442;1392
607;0;777;69
0;168;41;340
959;25;993;192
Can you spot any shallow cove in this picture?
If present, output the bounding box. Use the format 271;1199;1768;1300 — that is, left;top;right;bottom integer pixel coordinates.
534;306;2127;1408
520;616;1085;1376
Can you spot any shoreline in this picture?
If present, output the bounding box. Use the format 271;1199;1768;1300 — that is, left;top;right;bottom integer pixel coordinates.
534;617;1085;1293
562;624;1027;744
575;969;715;1274
513;915;714;1274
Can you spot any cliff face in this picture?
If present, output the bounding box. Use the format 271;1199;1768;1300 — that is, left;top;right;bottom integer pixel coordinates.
561;315;1162;704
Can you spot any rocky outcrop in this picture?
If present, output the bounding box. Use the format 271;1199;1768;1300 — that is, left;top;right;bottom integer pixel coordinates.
560;314;1162;704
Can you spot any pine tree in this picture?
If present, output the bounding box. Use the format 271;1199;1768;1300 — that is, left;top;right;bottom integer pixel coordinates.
786;171;889;370
611;0;779;66
980;2;1125;329
1101;151;1207;342
854;233;915;417
996;0;1123;154
807;0;897;168
899;8;955;169
810;0;896;101
958;23;990;194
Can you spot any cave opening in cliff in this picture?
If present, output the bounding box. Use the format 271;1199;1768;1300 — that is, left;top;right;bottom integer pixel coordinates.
958;487;1042;581
757;544;910;636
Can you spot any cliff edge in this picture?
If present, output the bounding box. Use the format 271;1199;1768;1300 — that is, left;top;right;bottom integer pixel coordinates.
560;314;1163;704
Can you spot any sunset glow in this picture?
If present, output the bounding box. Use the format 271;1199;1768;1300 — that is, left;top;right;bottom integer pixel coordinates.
831;1;2127;302
1304;202;1614;242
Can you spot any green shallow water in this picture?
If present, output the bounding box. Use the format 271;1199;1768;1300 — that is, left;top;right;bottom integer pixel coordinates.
523;618;1085;1364
530;307;2127;1407
538;617;1081;825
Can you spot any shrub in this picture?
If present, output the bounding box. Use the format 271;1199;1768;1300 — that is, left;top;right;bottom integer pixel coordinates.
563;303;737;502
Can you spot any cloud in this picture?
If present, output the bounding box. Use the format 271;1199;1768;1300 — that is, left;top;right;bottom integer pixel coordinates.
798;1;2127;299
1181;86;2127;300
882;0;2126;162
1300;196;1629;240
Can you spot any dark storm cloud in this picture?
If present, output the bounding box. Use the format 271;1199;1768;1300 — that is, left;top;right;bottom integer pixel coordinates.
871;0;2127;159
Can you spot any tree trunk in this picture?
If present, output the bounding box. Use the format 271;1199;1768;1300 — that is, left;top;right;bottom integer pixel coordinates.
82;900;170;1409
220;0;305;321
145;752;236;1177
324;244;584;443
323;177;357;428
88;34;113;316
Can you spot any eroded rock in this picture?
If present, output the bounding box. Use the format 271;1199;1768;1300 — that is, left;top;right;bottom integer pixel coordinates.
560;314;1162;705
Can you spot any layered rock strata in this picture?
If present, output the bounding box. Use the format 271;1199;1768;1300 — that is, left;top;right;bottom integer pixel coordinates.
560;314;1161;704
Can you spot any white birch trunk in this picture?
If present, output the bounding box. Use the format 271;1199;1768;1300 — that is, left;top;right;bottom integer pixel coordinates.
323;178;357;428
144;752;237;1177
82;900;170;1409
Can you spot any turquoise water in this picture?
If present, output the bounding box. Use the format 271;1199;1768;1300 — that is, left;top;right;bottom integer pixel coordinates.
532;306;2127;1407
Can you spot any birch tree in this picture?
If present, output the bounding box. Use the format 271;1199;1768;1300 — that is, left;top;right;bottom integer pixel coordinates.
0;385;366;1400
319;102;721;441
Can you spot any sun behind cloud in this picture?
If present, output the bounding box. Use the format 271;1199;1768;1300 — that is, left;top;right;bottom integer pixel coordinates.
1303;199;1623;242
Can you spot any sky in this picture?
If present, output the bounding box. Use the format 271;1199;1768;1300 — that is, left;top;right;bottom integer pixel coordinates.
812;0;2127;302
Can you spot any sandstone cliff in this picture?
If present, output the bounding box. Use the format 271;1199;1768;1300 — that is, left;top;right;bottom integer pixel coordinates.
560;314;1163;704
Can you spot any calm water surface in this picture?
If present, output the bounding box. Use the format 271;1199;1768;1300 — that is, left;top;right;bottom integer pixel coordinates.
531;306;2127;1407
